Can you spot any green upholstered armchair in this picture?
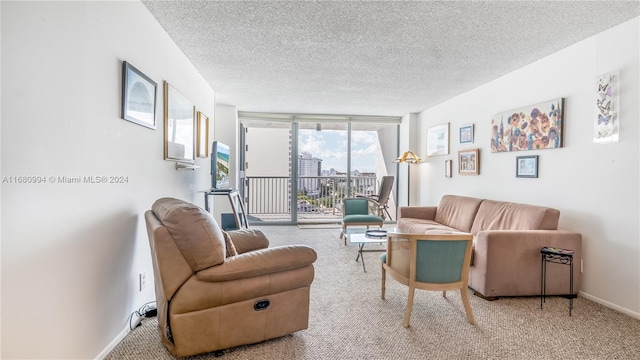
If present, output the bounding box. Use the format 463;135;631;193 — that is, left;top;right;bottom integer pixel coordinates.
340;198;384;245
380;231;475;327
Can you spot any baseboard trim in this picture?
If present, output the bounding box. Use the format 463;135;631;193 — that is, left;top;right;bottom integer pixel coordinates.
579;291;640;320
95;325;130;360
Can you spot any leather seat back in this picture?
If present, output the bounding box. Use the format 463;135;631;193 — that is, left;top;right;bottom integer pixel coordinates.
152;197;227;271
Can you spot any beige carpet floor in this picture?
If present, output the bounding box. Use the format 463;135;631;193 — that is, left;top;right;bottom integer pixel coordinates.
107;226;640;359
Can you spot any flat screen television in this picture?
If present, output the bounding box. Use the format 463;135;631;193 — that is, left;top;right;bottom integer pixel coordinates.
211;141;231;190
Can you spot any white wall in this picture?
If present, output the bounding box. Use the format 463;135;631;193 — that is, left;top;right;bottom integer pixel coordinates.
397;113;422;207
246;127;291;177
1;1;215;358
414;18;640;317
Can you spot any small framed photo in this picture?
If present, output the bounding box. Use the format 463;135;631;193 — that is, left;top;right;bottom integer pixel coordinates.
516;155;539;178
121;61;157;129
459;124;474;144
458;149;479;175
445;159;452;178
196;111;210;158
426;123;450;156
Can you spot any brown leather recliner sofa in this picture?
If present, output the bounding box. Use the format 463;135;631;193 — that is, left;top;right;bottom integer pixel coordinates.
397;194;582;299
144;197;317;357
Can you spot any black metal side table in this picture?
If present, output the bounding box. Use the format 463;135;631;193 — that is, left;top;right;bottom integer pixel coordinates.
540;246;575;315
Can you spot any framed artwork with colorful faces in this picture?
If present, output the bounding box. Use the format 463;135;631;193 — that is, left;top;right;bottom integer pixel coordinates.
490;98;564;153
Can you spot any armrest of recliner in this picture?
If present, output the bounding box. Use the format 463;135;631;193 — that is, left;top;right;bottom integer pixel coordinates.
225;228;270;254
195;245;317;282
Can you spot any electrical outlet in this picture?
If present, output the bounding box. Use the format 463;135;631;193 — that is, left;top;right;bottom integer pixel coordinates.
581;259;584;273
139;272;147;291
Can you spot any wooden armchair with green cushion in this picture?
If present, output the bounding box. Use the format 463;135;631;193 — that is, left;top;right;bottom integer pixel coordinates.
340;198;384;245
380;232;475;327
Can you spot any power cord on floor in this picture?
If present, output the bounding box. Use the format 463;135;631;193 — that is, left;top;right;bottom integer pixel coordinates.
139;301;158;317
129;301;157;330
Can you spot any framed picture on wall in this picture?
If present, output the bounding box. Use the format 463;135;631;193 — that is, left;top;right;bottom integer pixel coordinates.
458;148;479;175
459;124;474;144
164;81;195;163
490;98;564;153
516;155;538;178
426;123;450;156
121;61;157;129
196;111;209;158
594;71;619;144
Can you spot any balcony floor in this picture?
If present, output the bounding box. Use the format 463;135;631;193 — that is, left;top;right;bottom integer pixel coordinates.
248;213;343;224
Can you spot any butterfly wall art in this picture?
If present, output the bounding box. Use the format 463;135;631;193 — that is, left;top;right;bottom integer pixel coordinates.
594;71;619;144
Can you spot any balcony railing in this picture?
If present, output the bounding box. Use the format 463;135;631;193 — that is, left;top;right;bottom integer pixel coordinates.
245;176;381;222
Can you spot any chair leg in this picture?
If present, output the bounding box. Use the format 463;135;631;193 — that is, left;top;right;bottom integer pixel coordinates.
442;290;447;298
404;287;415;328
383;206;392;221
460;288;476;325
380;263;387;300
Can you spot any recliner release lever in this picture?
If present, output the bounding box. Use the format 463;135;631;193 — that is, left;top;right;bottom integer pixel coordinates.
254;299;270;311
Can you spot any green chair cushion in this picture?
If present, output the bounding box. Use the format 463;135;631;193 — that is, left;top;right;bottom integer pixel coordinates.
343;214;383;223
343;198;370;215
380;253;387;263
415;240;467;283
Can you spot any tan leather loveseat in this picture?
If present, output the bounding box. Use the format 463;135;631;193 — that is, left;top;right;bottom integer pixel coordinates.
397;195;582;299
145;197;317;357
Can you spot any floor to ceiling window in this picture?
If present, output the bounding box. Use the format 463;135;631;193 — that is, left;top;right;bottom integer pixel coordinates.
240;112;399;224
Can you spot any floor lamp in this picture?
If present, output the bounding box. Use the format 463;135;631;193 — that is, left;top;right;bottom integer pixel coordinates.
394;150;423;206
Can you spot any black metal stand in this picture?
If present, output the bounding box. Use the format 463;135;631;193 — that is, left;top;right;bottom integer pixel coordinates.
540;246;575;316
202;189;248;230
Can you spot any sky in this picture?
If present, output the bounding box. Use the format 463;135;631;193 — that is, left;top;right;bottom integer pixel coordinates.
298;129;378;173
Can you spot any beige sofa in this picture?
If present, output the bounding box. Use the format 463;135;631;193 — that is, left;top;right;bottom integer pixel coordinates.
145;198;317;357
397;195;582;299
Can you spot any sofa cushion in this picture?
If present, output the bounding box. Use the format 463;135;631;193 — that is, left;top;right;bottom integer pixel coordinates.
470;199;560;233
396;218;460;234
434;195;484;232
152;197;227;271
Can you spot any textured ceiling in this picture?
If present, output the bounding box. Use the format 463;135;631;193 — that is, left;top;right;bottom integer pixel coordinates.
143;1;639;117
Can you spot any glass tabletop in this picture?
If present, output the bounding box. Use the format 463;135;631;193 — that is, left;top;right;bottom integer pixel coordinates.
348;231;388;244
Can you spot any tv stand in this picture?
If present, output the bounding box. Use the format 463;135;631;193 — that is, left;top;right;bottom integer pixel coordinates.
210;188;232;193
202;189;248;230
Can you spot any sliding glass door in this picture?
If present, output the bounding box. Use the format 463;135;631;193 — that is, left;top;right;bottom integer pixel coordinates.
296;121;348;224
240;113;399;224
